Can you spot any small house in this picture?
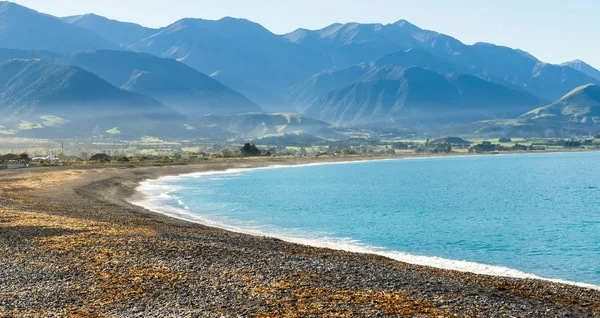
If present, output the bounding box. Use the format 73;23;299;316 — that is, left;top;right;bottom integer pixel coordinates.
6;159;26;169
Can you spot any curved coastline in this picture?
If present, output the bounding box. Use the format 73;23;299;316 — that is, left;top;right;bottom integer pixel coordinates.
129;157;600;291
3;155;600;316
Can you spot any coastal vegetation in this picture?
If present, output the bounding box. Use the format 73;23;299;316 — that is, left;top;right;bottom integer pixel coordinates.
2;135;600;169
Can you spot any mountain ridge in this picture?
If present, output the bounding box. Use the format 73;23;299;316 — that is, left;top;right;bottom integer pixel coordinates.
0;1;116;53
285;21;600;102
561;59;600;81
304;67;545;127
128;16;331;109
61;13;158;47
57;50;262;117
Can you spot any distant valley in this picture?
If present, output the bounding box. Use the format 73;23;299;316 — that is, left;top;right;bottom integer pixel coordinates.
0;1;599;140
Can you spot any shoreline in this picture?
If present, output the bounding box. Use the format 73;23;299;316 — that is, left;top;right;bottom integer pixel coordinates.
1;155;600;316
129;156;600;291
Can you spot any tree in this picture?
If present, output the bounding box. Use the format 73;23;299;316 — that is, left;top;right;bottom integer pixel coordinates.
563;139;581;148
221;149;234;158
469;142;497;153
18;153;29;162
116;155;130;163
512;144;528;151
240;143;262;156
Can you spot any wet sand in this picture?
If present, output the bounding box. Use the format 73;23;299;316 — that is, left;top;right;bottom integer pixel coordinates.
1;156;599;317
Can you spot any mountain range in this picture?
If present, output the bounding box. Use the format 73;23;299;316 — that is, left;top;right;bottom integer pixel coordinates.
0;1;599;139
57;50;261;117
128;17;330;110
303;67;545;127
284;22;600;102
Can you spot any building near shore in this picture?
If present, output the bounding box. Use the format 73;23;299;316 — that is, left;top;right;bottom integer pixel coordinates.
1;154;20;169
5;160;27;169
30;156;60;165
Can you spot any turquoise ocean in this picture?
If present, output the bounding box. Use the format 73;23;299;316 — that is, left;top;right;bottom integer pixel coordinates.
132;152;600;288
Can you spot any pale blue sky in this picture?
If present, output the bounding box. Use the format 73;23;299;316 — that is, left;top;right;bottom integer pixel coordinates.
12;0;600;68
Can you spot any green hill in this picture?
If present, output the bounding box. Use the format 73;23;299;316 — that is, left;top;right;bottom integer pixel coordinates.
521;84;600;124
0;59;192;138
469;84;600;137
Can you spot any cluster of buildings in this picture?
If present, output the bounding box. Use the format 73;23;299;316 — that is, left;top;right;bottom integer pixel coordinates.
0;154;24;169
0;154;61;169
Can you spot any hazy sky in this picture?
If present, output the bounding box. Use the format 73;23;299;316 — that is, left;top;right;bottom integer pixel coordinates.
11;0;600;68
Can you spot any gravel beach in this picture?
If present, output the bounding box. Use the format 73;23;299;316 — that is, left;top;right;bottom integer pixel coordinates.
1;156;599;317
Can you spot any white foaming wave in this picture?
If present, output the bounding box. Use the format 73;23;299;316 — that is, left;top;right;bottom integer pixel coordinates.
177;199;190;210
141;153;559;185
130;180;600;291
143;159;400;186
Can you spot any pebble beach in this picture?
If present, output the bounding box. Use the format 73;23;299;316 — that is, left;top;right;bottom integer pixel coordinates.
1;157;599;317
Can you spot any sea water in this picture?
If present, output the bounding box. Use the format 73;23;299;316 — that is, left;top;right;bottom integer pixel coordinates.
132;152;600;288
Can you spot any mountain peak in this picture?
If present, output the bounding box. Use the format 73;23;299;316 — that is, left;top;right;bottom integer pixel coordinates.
393;19;420;30
0;1;21;9
473;42;495;46
80;13;102;19
0;1;34;14
167;16;269;35
61;13;102;23
562;59;592;68
561;60;600;81
218;16;253;24
561;59;588;68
